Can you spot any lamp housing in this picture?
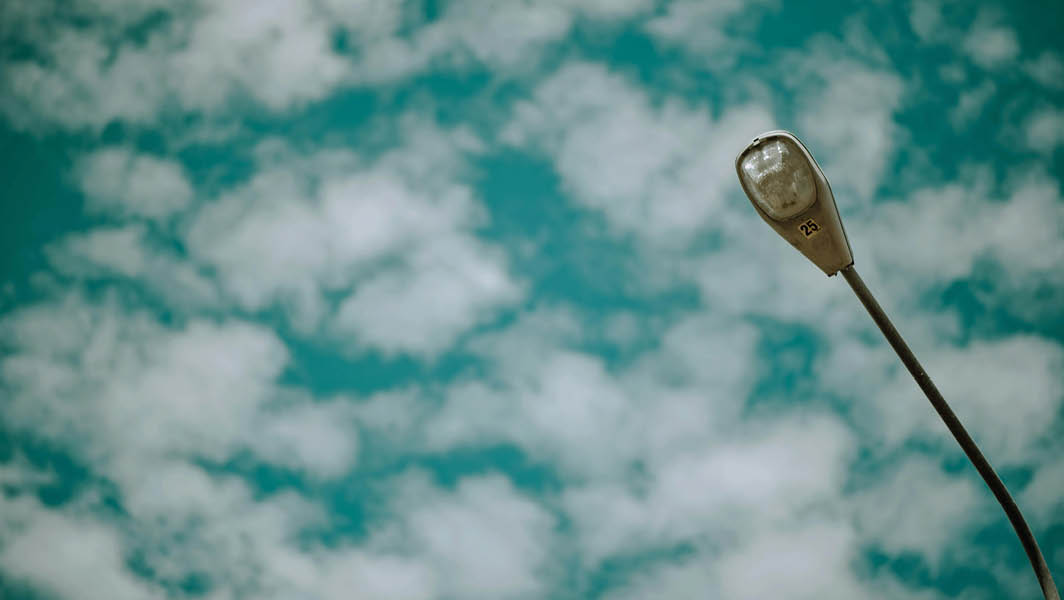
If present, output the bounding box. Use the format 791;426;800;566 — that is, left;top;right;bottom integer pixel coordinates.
735;130;853;276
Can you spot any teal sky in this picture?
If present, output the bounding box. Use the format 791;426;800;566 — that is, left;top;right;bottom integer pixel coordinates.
1;1;1063;599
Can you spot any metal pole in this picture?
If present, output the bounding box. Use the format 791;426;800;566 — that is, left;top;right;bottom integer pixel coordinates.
840;265;1059;600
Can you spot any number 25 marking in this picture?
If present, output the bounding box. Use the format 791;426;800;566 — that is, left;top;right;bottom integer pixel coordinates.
798;219;820;238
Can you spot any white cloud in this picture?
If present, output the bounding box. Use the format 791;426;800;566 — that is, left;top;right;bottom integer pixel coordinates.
949;80;996;130
605;520;919;600
426;349;640;479
424;310;760;481
187;124;522;355
852;169;1064;305
118;468;331;597
0;503;163;600
601;552;718;600
0;456;55;489
504;61;773;245
315;0;405;33
248;399;360;479
314;551;437;600
0;457;562;600
0;292;360;480
46;225;220;309
203;470;558;600
0;290;381;598
711;522;870;600
791;54;904;202
0;0;350;130
963;21;1020;70
118;460;251;522
1023;51;1064;90
0;0;655;133
563;413;855;565
0;26;169;131
853;457;984;568
908;4;1023;81
644;0;776;58
424;1;574;70
151;468;555;600
1023;456;1064;527
48;225;149;278
77;147;193;220
826;334;1063;466
0;124;558;591
335;237;521;356
938;62;968;84
1023;107;1064;154
651;415;853;526
107;319;288;459
350;0;654;83
558;0;652;19
350;389;436;457
381;473;558;600
909;0;943;42
172;0;349;113
1;294;278;461
187;161;410;326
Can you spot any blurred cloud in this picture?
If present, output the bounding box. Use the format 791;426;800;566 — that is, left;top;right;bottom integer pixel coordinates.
963;18;1021;70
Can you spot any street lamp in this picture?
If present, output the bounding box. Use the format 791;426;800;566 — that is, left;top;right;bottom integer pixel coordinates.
735;130;1059;600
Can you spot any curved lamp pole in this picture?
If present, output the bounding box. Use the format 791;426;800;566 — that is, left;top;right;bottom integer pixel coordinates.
735;130;1059;600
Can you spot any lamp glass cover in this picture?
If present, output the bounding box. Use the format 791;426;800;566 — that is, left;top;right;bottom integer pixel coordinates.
740;137;816;220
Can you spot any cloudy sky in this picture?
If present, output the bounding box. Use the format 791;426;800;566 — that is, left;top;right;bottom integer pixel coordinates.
1;1;1062;598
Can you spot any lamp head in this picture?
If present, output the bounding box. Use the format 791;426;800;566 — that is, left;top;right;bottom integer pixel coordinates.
735;130;853;276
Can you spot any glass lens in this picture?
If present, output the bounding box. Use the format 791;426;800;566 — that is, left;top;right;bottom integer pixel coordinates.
740;138;816;220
